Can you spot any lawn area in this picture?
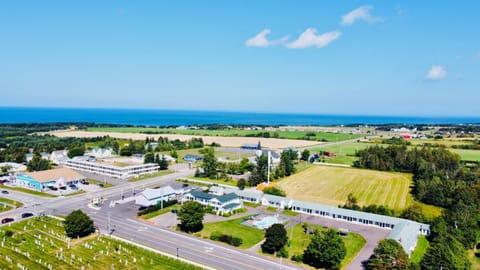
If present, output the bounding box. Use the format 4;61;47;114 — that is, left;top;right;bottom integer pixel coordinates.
468;249;480;270
87;127;362;142
449;148;480;161
0;216;201;270
140;204;180;219
129;170;173;182
277;166;413;211
0;185;57;197
410;235;429;264
414;202;443;219
280;224;365;269
190;176;238;187
0;204;13;213
196;215;264;249
0;197;24;208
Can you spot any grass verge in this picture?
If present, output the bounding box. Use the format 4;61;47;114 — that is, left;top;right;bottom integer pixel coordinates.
129;170;173;182
0;185;57;197
410;235;429;264
140;205;180;219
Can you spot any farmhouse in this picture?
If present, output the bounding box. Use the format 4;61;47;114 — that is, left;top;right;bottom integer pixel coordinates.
49;150;69;165
14;168;86;191
241;141;261;150
182;190;242;215
65;157;159;179
135;185;178;207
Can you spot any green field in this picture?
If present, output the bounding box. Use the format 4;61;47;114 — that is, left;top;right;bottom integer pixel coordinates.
87;127;362;142
449;148;480;161
196;215;265;249
140;204;180;219
0;216;200;270
0;197;24;208
277;166;413;211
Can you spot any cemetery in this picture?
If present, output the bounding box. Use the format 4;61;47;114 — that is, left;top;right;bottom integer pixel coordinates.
0;216;200;269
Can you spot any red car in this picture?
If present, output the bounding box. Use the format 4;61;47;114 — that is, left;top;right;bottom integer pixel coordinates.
1;218;14;224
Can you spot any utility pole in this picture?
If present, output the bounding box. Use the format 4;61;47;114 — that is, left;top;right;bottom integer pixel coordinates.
267;151;271;185
107;211;111;234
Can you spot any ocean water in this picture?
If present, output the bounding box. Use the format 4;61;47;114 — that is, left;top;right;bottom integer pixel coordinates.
0;107;478;126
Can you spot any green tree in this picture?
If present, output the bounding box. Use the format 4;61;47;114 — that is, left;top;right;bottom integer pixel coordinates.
303;229;346;270
276;149;296;177
261;224;287;254
366;239;409;270
237;178;247;190
144;152;155;164
400;204;426;223
64;210;95;238
301;149;310;161
112;141;119;154
249;154;268;186
27;152;51;172
158;155;169;170
119;147;132;156
420;235;471;270
200;147;217;178
178;201;205;233
67;145;85;158
263;186;286;197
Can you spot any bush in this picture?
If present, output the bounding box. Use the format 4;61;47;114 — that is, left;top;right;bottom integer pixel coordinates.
137;200;178;216
291;254;303;262
210;232;243;247
276;247;289;258
5;230;13;237
64;210;95;238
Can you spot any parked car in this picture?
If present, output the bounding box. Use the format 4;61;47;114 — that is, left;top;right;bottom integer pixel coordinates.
70;185;78;190
59;186;67;190
171;209;178;214
182;183;189;188
48;186;58;191
1;190;9;194
21;213;34;219
97;183;104;188
1;218;14;224
83;182;90;185
138;206;147;211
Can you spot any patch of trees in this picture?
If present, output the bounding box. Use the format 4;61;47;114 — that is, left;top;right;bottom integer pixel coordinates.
275;149;297;178
249;154;269;186
366;239;409;269
149;136;204;152
27;152;52;172
303;229;346;270
381;137;412;146
210;231;243;247
64;210;95;238
67;145;85;158
178;201;205;233
341;193;394;216
263;187;286;197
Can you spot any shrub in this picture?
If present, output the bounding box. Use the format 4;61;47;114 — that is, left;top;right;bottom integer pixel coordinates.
210;232;243;247
291;254;303;262
276;247;289;258
210;231;223;241
5;230;13;237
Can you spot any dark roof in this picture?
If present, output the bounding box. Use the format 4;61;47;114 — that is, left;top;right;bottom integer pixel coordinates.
183;154;203;161
216;192;238;203
189;190;213;200
223;203;241;210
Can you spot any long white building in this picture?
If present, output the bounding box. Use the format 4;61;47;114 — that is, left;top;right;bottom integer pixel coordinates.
65;158;159;179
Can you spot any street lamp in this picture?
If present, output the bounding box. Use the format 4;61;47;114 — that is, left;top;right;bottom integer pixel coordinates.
176;247;179;258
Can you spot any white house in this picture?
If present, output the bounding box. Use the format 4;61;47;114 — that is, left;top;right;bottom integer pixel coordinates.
135;186;177;207
261;194;293;209
50;150;69;165
182;190;242;215
88;147;113;158
0;162;27;173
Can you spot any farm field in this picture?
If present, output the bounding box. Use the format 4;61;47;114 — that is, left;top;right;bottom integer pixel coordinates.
0;216;200;270
159;148;254;164
449;148;480;161
51;130;321;149
277;166;413;211
86;127;362;142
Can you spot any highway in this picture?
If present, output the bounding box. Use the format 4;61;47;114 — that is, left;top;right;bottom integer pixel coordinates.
1;169;303;270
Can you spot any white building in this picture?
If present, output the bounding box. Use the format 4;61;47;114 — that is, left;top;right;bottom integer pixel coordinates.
88;147;113;158
135;186;177;207
182;190;242;215
65;157;159;179
0;162;27;173
50;150;69;165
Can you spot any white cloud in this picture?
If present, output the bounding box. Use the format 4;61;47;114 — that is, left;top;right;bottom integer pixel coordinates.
245;29;288;47
285;28;341;49
341;6;383;25
425;65;447;80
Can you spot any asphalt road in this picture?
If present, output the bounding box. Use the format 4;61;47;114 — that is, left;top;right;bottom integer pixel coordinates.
0;169;303;270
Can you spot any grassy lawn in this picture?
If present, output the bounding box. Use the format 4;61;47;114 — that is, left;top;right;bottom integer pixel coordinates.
281;224;366;269
140;205;180;219
86;179;114;188
0;204;13;213
449;148;480;161
414;202;443;219
0;185;57;198
277;166;413;211
0;216;201;270
129;170;173;182
0;197;24;208
410;235;429;264
196;215;264;249
243;202;260;208
87;127;362;142
190;176;238;187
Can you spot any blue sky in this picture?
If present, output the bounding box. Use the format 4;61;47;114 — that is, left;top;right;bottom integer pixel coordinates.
1;1;479;116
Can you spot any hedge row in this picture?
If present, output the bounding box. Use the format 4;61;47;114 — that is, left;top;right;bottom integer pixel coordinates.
138;199;178;216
